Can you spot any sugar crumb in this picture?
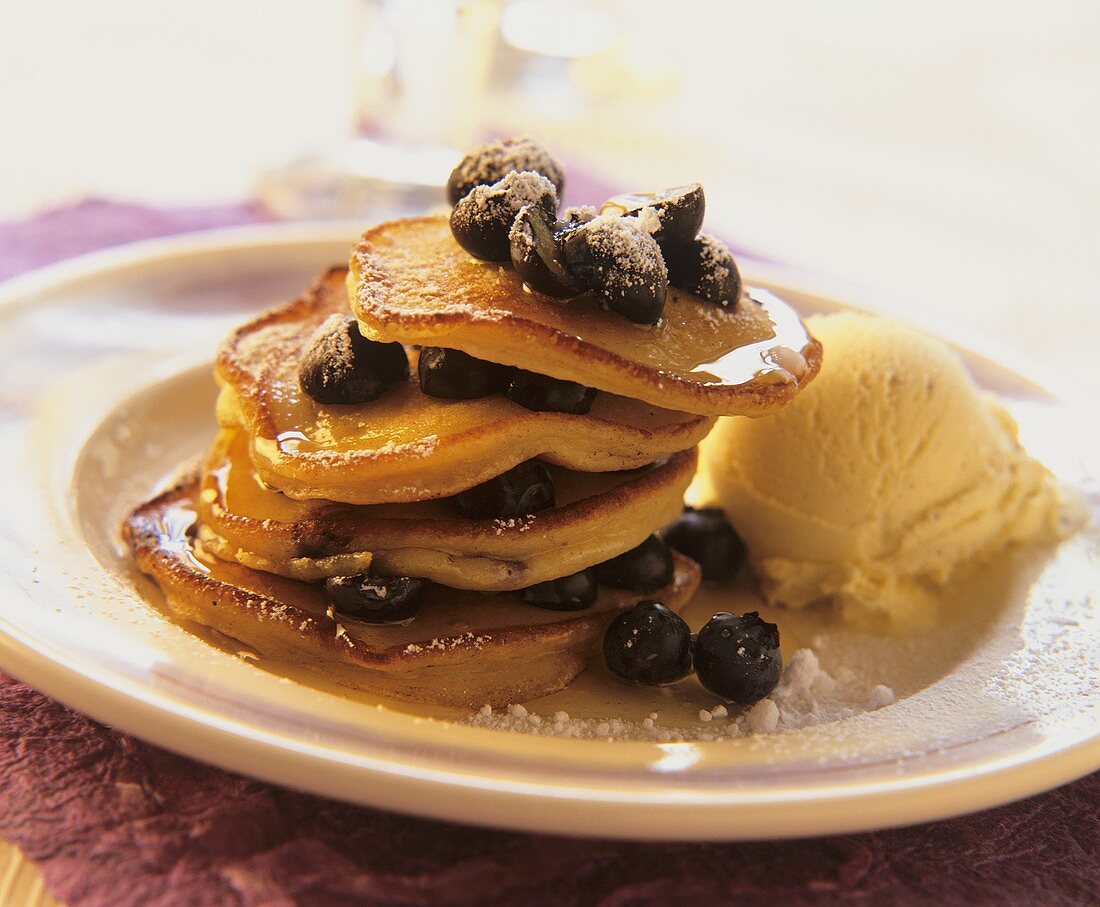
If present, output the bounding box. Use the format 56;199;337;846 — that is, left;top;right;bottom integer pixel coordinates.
461;646;893;741
869;685;896;710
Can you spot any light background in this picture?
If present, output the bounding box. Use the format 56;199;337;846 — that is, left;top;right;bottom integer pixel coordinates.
2;0;1098;398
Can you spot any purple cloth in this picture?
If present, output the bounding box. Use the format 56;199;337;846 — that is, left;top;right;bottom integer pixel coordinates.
0;200;1097;906
0;198;271;283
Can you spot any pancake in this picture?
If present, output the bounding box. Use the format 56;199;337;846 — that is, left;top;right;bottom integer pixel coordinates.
124;481;702;707
196;430;695;589
217;267;714;504
349;217;823;417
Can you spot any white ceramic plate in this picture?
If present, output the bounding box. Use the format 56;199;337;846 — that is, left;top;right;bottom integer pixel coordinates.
0;223;1096;841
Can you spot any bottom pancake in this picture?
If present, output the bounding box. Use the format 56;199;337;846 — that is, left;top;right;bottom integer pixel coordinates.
124;480;702;707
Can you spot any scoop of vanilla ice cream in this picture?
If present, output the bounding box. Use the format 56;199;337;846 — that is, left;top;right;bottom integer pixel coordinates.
699;312;1064;628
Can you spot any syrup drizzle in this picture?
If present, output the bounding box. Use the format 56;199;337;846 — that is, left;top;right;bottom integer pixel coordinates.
274;430;309;453
687;288;811;386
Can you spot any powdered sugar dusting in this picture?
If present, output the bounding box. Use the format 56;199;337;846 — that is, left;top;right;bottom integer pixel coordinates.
743;698;780;734
870;684;896;709
498;170;556;207
565;214;667;297
231;323;304;376
507;204;537;255
305;314;353;363
403;632;491;656
449;136;564;199
368;434;439;459
491;515;536;535
463;647;890;741
451;171;557;233
695;233;738;306
584;215;664;272
698;234;731;277
561;204;598;225
635;207;662;235
297;315;360;393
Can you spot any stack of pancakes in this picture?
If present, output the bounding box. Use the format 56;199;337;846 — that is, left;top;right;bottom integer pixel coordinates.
126;216;821;707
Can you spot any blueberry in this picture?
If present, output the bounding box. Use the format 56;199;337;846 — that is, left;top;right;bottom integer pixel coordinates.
450;460;555;519
324;574;426;623
298;315;408;405
600;184;705;251
504;368;597;415
447;136;565;206
693;612;782;705
509;204;584;298
664;233;741;307
662;506;747;581
450;171;558;262
561;215;668;324
519;569;598;610
417;347;508;399
603;600;693;685
594;535;674;592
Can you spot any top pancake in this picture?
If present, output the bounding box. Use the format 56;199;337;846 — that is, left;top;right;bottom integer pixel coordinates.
216;267;713;504
349;217;822;417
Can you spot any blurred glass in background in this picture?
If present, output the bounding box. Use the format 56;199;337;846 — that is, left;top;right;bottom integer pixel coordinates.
260;0;501;218
257;0;683;219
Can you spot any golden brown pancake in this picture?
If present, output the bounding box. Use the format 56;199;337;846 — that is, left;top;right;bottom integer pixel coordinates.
217;267;714;504
124;481;702;707
349;217;822;417
196;430;695;590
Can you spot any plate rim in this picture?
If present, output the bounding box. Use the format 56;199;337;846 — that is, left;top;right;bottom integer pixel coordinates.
0;221;1095;841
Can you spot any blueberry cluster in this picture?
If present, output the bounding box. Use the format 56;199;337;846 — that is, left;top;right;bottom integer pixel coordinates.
322;498;711;624
519;532;677;611
451;170;559;262
598;505;775;704
296;140;754;637
513;502;748;617
417;346;597;414
430;471;682;613
446;136;743;325
296;139;744;408
603;604;781;706
298;328;598;415
601;189;741;308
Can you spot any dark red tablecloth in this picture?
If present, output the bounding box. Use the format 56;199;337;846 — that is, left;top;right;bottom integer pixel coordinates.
0;200;1096;906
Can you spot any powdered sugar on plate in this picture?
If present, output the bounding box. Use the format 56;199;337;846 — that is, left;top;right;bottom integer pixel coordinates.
463;647;893;741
